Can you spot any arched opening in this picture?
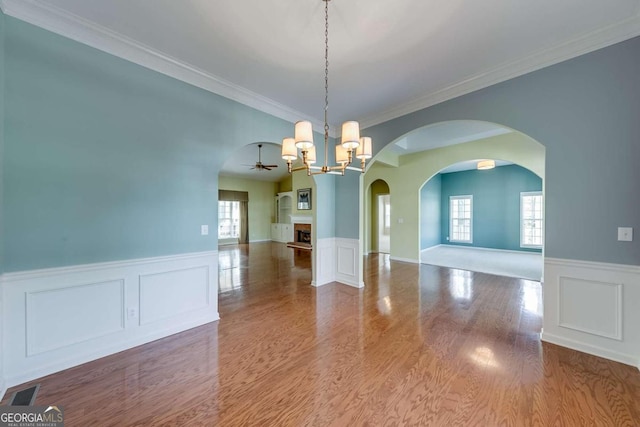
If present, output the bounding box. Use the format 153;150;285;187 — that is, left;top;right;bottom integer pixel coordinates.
361;120;545;267
418;160;543;281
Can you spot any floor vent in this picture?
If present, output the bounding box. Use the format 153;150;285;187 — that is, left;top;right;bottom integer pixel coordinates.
8;384;40;406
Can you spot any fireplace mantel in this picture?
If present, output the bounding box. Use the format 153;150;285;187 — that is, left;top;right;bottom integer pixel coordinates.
289;214;312;224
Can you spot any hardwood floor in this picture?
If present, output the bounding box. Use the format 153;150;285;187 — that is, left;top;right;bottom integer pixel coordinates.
3;242;640;426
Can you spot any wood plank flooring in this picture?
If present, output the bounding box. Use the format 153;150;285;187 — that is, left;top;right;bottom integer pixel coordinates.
3;242;640;426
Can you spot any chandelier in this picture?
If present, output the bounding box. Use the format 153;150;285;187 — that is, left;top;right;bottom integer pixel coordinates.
281;0;372;175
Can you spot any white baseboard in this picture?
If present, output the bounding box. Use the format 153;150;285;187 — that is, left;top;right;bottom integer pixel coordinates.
541;332;638;368
433;244;542;256
390;256;419;264
543;257;640;369
249;239;271;243
1;251;219;388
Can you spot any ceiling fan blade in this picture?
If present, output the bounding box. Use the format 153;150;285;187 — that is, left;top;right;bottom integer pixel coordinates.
262;164;278;168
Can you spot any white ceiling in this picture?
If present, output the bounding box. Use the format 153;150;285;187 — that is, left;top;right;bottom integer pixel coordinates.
4;0;640;135
440;160;513;174
390;121;512;154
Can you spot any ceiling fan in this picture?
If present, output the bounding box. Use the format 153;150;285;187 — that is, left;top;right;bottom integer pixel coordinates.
246;144;278;171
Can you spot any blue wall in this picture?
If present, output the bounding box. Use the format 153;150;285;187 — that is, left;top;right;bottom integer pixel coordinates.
364;36;640;265
439;165;541;251
1;16;309;272
419;174;441;249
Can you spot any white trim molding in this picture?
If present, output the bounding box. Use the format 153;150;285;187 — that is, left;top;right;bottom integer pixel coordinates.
3;1;639;136
312;238;336;287
312;238;364;288
335;238;364;288
1;251;219;388
0;0;329;136
360;14;640;129
390;256;419;264
543;257;640;369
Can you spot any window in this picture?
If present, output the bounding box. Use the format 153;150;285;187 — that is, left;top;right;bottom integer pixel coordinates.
449;195;473;243
521;191;543;248
218;200;240;239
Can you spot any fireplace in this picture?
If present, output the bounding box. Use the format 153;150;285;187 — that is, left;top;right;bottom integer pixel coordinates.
287;223;312;250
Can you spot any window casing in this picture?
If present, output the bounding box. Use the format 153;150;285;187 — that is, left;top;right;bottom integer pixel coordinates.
218;200;240;239
449;195;473;243
521;191;543;248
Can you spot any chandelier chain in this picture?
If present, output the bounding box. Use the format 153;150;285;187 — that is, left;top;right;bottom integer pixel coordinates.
324;0;330;158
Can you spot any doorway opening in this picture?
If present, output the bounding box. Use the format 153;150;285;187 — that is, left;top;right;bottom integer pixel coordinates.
419;161;543;281
368;179;390;254
377;194;391;253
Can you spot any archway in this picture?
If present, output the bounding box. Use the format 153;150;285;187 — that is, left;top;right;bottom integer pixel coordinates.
361;120;545;266
418;159;544;281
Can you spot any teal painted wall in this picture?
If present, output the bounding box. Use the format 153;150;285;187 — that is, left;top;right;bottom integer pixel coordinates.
363;36;640;265
419;174;441;249
2;17;306;272
334;172;359;239
439;165;541;252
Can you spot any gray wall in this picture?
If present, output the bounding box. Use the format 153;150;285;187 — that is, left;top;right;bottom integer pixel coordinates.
358;36;640;265
420;174;441;249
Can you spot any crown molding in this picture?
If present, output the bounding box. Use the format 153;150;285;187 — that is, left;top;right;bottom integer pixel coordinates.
2;1;639;138
0;0;334;136
360;13;640;130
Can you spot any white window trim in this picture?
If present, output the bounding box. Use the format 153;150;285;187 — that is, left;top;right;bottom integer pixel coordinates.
520;191;544;249
449;195;473;244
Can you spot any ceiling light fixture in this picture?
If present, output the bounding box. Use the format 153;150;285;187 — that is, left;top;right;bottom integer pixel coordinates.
477;160;496;170
282;0;372;176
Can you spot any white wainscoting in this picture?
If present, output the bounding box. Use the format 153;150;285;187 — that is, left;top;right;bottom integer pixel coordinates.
313;238;336;287
543;257;640;368
313;238;363;288
1;251;219;388
335;238;364;288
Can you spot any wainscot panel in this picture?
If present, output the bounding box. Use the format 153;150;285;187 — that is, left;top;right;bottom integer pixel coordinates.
1;251;219;387
543;257;640;368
